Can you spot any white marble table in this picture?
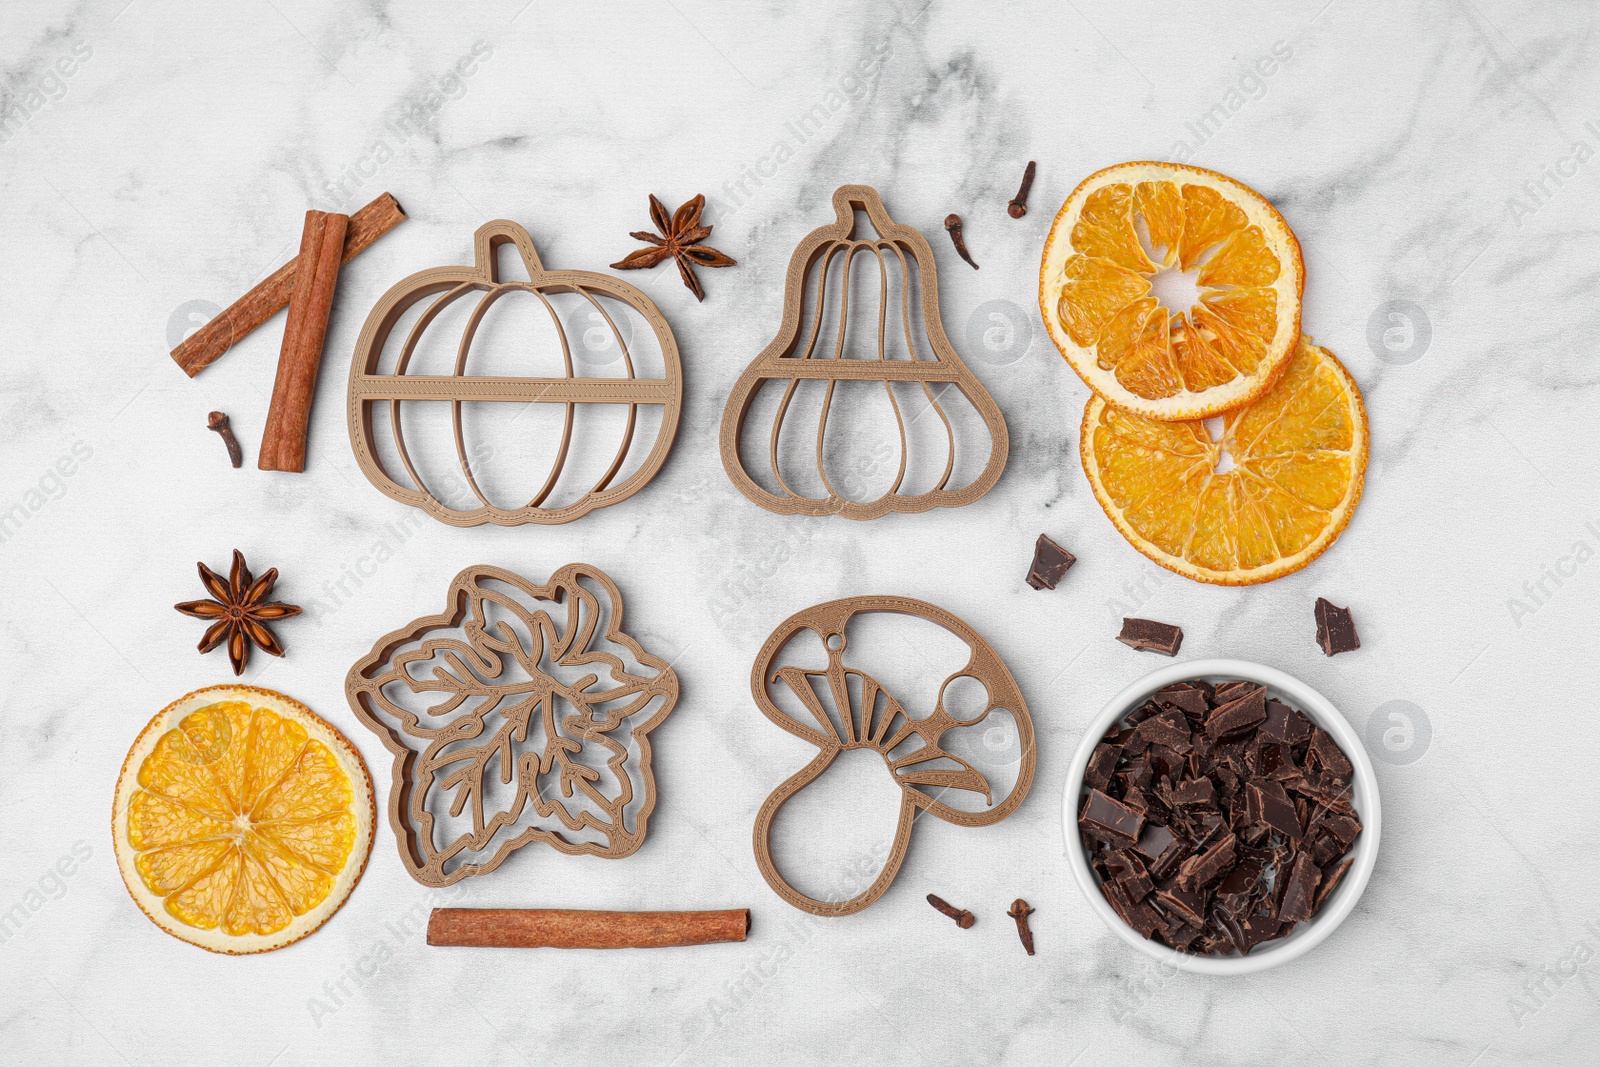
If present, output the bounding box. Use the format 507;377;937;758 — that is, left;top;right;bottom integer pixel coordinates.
3;1;1597;1063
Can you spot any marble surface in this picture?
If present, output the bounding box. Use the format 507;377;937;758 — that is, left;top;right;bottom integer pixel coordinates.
3;1;1599;1064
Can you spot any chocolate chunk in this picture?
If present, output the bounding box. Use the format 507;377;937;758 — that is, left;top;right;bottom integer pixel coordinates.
1105;849;1155;900
1319;814;1361;849
1026;533;1077;590
1154;684;1210;720
1205;687;1267;741
1233;806;1270;846
1212;680;1260;705
1230;910;1280;953
1134;822;1176;862
1313;857;1355;914
1129;902;1164;939
1100;879;1139;925
1255;742;1296;781
1120;785;1151;817
1213;905;1249;954
1115;757;1152;793
1160;921;1204;951
1307;728;1354;783
1126;700;1164;725
1235;843;1275;870
1148;834;1194;882
1085;743;1120;792
1101;880;1162;939
1080;789;1144;846
1314;597;1360;656
1187;811;1227;848
1168;776;1216;809
1177;832;1237;889
1260;699;1313;744
1304;828;1343;866
1267;849;1296;915
1117;617;1184;656
1289;766;1348;806
1136;707;1192;749
1239;912;1282;952
1213;856;1264;913
1147;744;1184;782
1245;779;1303;840
1145;786;1176;825
1147;905;1185;945
1155;878;1208;926
1224;737;1256;768
1277;853;1323;923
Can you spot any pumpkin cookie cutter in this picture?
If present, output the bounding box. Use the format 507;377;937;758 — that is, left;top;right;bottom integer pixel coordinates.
749;596;1035;915
719;185;1010;519
345;563;678;887
347;220;682;526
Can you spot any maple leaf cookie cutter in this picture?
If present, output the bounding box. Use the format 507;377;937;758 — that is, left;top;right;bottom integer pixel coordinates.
749;595;1036;915
719;184;1010;519
344;563;678;887
347;220;683;526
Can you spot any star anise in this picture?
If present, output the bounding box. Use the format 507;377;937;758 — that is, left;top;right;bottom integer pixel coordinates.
175;549;302;676
610;193;736;301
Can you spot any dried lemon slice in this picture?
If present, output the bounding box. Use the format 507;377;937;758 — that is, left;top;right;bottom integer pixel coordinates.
1041;161;1305;420
1080;337;1367;585
112;685;374;954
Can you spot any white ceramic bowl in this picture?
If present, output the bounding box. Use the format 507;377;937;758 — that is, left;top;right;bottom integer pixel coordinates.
1062;658;1380;975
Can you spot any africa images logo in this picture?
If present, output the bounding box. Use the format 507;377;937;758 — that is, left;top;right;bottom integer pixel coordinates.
1367;300;1431;366
0;41;92;144
1168;41;1294;163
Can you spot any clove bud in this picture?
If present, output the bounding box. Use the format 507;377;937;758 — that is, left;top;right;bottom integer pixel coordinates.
1008;161;1036;219
207;411;243;468
1007;898;1035;955
943;214;979;270
926;893;975;929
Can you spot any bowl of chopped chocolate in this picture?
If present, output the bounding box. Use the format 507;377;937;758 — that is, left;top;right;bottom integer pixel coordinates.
1062;659;1379;974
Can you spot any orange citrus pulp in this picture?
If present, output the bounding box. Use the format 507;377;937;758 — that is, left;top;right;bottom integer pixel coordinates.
1080;338;1367;585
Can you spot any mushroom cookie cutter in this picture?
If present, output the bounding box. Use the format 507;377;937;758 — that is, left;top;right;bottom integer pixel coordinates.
749;596;1035;916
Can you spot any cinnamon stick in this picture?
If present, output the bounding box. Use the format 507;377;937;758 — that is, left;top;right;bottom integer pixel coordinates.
426;908;751;949
258;210;347;472
171;192;405;377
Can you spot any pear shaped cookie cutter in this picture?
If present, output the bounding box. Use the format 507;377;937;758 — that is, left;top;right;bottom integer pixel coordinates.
719;185;1009;519
749;596;1035;916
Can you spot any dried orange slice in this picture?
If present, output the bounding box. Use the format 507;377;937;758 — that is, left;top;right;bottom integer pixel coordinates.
1080;337;1367;585
1040;161;1305;420
112;685;374;954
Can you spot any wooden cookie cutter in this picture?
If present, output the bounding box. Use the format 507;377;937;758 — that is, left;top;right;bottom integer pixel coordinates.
749;596;1035;915
719;185;1009;519
344;564;678;887
347;220;682;526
